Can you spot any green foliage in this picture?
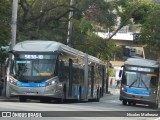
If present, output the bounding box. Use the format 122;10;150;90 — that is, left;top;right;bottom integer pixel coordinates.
139;4;160;52
0;0;11;45
0;0;11;63
117;0;160;57
131;3;153;24
15;0;120;61
80;17;93;34
81;0;117;30
117;0;154;24
107;68;115;77
0;0;137;64
97;40;122;61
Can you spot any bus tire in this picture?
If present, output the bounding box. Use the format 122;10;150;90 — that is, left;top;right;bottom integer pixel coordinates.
153;103;158;109
128;102;132;106
150;103;158;109
19;96;27;102
150;97;159;109
132;102;136;106
122;100;127;105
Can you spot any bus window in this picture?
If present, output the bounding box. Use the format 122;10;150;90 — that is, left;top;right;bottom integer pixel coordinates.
139;74;150;88
150;76;158;87
33;60;55;76
15;61;32;77
125;72;138;87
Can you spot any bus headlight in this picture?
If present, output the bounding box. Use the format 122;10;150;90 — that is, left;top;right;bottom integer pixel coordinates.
121;86;126;92
153;90;157;94
9;77;17;86
46;78;57;86
51;81;56;84
121;87;124;91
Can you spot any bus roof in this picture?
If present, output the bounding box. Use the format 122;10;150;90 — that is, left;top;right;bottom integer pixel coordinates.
124;58;159;68
13;40;105;65
13;40;64;52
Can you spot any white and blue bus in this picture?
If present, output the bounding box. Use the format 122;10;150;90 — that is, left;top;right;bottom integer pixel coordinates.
119;58;160;109
6;40;106;103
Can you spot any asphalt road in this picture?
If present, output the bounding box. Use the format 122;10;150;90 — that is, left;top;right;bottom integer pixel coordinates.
0;86;159;120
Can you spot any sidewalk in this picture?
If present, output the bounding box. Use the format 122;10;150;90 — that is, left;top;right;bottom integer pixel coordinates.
108;86;120;95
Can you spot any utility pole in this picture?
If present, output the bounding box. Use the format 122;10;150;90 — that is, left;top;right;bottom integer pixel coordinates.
67;0;74;46
142;47;145;59
11;0;18;50
106;61;109;94
5;0;18;97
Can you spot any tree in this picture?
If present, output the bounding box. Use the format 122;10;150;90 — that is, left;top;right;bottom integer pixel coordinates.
79;0;157;60
112;0;160;59
138;4;160;52
0;0;11;46
17;0;71;43
0;1;11;65
16;0;119;59
7;0;157;62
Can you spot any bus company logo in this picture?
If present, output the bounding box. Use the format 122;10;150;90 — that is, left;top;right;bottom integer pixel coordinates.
2;112;11;117
1;112;42;117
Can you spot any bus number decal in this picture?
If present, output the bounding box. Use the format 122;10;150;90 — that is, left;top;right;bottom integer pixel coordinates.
24;55;43;59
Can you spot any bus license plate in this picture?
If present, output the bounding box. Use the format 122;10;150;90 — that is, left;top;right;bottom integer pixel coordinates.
134;98;140;100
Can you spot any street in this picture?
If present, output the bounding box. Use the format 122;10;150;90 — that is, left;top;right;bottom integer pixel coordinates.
0;85;159;120
0;1;160;120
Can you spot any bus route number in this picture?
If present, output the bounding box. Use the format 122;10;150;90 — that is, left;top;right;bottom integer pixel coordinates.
25;55;43;59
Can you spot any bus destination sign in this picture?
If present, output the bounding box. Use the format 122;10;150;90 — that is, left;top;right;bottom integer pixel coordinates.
127;66;151;72
19;54;56;59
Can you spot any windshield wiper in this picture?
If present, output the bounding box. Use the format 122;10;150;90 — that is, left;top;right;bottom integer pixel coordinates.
16;66;28;79
129;79;137;88
141;79;149;90
33;66;40;73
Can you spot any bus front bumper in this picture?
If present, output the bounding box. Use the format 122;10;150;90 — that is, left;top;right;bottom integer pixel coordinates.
119;91;156;105
9;83;62;99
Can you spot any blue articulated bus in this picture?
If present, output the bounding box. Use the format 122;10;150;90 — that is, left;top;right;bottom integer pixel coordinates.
119;58;160;109
5;40;106;103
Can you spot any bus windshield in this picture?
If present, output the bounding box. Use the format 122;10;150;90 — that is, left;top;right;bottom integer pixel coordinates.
124;71;158;88
10;54;57;81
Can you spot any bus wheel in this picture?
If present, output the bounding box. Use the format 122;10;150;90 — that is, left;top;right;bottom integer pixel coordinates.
150;98;159;109
19;96;27;102
128;102;132;106
152;101;159;109
122;100;127;105
132;102;136;106
150;103;158;109
153;103;158;109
